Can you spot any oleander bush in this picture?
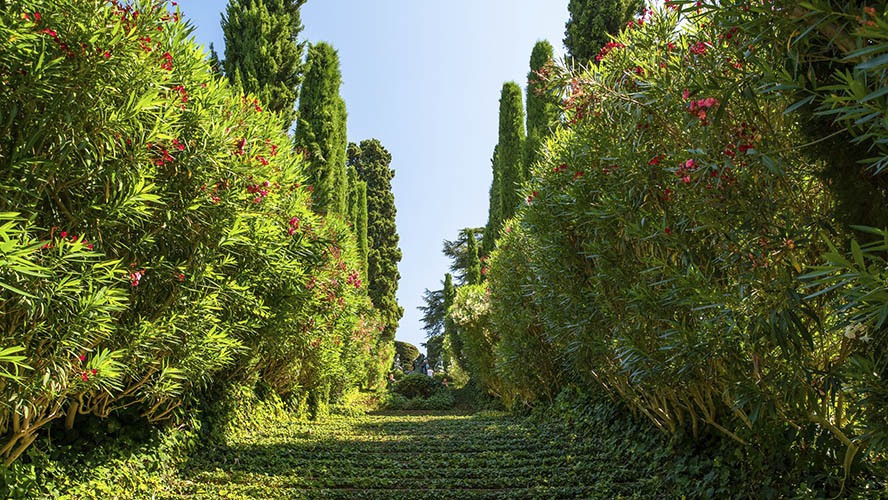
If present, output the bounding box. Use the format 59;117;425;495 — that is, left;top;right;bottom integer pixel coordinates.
0;0;386;468
474;2;887;494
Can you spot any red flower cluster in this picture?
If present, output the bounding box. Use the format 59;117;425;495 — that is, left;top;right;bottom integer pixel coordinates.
596;41;626;62
648;155;664;166
247;180;269;204
159;51;173;71
346;270;362;289
689;41;709;56
688;97;719;125
677;159;696;184
553;163;568;173
175;272;184;282
287;216;300;235
526;191;539;203
129;266;146;287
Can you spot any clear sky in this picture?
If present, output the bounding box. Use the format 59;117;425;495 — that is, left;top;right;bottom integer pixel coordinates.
179;0;570;354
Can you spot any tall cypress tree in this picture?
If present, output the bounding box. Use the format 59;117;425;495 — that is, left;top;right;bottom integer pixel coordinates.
525;41;559;176
481;145;500;257
356;180;369;279
332;96;349;215
464;228;482;285
220;0;306;129
348;140;402;341
563;0;642;64
497;82;526;223
293;43;348;214
442;273;460;368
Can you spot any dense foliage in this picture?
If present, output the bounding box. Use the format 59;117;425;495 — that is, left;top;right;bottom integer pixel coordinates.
563;0;641;64
348;139;403;342
0;0;386;469
292;42;348;215
220;0;306;129
524;40;559;176
448;2;888;495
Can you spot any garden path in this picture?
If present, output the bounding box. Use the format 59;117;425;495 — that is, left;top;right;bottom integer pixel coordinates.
160;411;649;499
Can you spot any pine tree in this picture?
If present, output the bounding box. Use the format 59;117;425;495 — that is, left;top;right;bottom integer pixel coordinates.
497;82;526;223
563;0;642;64
293;43;348;214
464;228;482;285
220;0;306;129
524;41;559;176
348;140;402;341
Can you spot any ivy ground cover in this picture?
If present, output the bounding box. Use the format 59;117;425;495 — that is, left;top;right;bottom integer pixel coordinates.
157;411;664;499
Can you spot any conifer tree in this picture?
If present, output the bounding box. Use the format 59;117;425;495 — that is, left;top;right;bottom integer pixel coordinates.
563;0;642;64
348;140;402;341
356;180;369;279
525;41;559;176
221;0;306;129
464;228;482;285
497;82;526;223
442;273;460;368
293;43;348;214
208;43;224;78
482;146;501;257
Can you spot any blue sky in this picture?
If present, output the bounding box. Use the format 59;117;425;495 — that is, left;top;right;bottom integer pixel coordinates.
179;0;570;353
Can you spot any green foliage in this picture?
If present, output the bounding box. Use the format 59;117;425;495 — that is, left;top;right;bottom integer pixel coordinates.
495;82;526;224
391;373;443;399
441;227;485;283
0;0;381;468
563;0;640;64
221;0;307;129
348;139;403;341
393;341;419;366
475;4;888;494
293;42;348;214
524;40;559;176
463;228;482;285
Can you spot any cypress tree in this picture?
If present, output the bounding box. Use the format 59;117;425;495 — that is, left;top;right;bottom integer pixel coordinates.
208;43;224;78
524;41;559;176
481;146;500;257
442;273;460;368
293;43;348;214
356;180;369;279
220;0;306;129
563;0;642;64
464;228;482;285
333;96;349;215
348;140;402;341
497;82;526;223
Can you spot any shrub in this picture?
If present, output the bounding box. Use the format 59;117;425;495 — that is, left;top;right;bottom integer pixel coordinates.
482;3;886;493
380;392;408;410
391;373;443;399
0;0;385;465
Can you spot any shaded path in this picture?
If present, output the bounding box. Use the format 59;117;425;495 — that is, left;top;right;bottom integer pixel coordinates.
163;411;651;499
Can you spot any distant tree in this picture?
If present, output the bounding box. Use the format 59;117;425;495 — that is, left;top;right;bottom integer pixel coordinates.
422;336;444;369
220;0;307;129
482;146;501;257
348;140;403;341
293;43;348;214
442;273;462;368
464;228;482;285
442;228;485;284
355;180;369;279
208;42;224;78
419;287;445;338
525;40;559;176
563;0;642;64
394;341;420;367
497;82;525;223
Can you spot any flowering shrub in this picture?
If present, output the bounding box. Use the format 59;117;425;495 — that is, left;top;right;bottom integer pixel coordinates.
0;0;383;465
482;3;886;493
